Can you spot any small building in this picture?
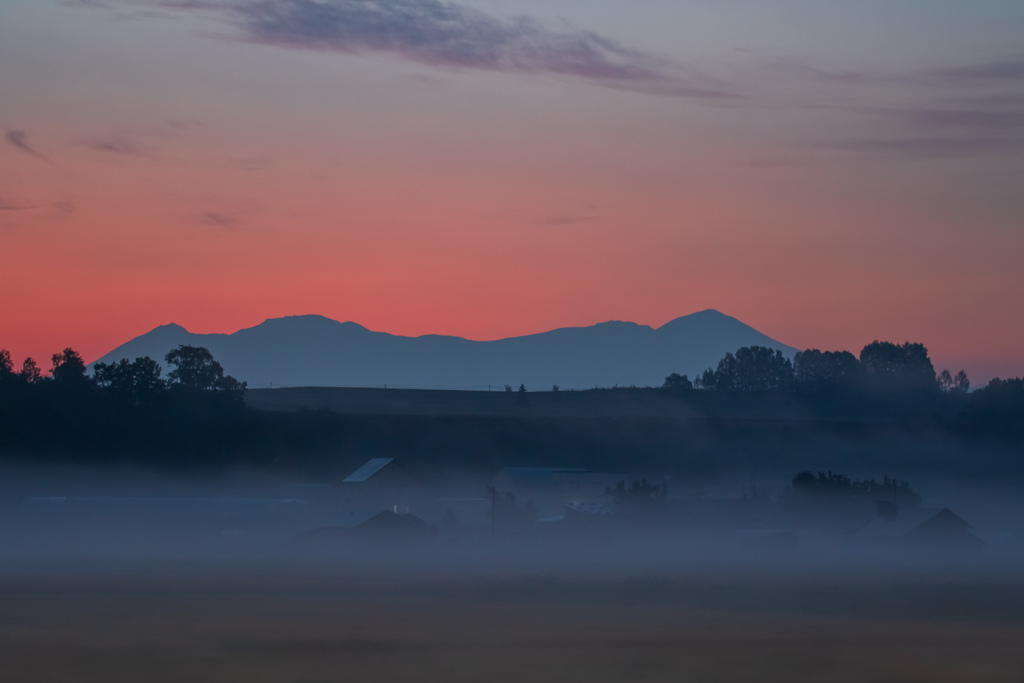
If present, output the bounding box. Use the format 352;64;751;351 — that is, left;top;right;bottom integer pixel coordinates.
342;457;407;486
856;504;983;551
340;458;421;514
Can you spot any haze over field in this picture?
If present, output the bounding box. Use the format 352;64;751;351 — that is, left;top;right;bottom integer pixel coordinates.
92;309;796;389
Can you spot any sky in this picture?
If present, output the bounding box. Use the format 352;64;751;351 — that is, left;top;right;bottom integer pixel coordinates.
2;0;1023;384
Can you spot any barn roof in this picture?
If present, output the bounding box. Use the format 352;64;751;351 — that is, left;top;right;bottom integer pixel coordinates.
857;507;971;538
343;457;395;483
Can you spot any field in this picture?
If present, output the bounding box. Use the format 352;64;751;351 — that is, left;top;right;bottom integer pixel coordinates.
2;561;1023;683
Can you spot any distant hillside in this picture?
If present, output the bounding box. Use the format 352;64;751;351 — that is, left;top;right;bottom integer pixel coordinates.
90;310;798;390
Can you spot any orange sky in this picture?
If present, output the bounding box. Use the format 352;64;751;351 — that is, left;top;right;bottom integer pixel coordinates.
2;0;1023;384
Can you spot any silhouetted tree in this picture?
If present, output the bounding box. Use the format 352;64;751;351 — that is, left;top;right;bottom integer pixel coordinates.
50;347;90;385
859;341;936;393
93;356;166;404
695;367;717;390
938;368;970;395
704;346;793;392
0;350;13;379
165;345;244;394
952;370;970;394
793;349;861;393
788;471;921;508
518;384;527;394
662;372;693;392
20;357;41;384
976;376;1024;406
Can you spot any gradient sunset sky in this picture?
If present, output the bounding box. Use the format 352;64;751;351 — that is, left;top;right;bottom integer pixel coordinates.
2;0;1023;383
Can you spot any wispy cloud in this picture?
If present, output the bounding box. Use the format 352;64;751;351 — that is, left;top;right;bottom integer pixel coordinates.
733;156;802;169
535;213;594;227
81;134;148;157
116;0;736;99
5;129;57;165
825;136;1024;159
0;197;33;211
762;54;1024;159
920;57;1024;88
767;55;1024;92
902;108;1024;131
836;103;1024;159
201;210;237;227
52;200;77;216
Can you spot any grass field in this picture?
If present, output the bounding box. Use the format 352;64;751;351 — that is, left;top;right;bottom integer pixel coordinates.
2;562;1023;682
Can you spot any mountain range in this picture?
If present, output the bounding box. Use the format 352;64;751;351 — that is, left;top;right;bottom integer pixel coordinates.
91;310;798;390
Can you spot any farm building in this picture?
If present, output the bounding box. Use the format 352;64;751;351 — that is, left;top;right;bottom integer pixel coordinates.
856;504;983;550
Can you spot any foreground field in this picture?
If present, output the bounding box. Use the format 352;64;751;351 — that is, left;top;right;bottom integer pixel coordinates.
1;562;1023;682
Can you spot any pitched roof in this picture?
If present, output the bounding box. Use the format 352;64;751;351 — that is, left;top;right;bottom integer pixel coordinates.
342;457;395;483
857;507;971;538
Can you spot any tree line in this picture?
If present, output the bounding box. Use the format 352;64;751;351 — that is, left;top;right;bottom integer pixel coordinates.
1;339;1021;472
662;340;1022;401
0;345;248;462
0;345;245;399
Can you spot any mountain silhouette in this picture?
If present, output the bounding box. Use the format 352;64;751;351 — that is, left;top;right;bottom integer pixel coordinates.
90;310;797;390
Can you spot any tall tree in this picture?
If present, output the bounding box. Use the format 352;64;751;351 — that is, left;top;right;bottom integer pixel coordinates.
0;349;13;379
94;356;166;404
662;373;693;392
20;357;41;384
952;370;970;394
794;349;861;393
859;341;937;392
708;346;793;392
50;347;89;385
165;345;245;393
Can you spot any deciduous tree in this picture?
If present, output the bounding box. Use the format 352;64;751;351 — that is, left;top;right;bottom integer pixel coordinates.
859;341;937;392
94;356;166;404
706;346;793;392
50;347;89;385
165;345;245;394
20;358;40;384
662;372;693;392
794;349;861;392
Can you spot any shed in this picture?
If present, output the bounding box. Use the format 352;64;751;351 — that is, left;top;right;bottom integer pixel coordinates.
339;458;421;515
856;506;982;550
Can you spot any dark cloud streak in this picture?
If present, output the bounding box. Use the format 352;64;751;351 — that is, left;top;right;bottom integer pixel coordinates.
824;136;1024;159
0;198;33;211
904;108;1024;132
765;55;1024;159
202;211;237;227
5;130;57;165
535;213;593;227
921;57;1024;88
82;135;147;156
148;0;735;99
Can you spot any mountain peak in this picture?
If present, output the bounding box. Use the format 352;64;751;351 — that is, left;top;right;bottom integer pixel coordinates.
154;322;188;333
657;309;741;331
246;315;369;332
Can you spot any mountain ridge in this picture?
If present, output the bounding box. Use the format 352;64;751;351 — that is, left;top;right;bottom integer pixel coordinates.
91;310;798;390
